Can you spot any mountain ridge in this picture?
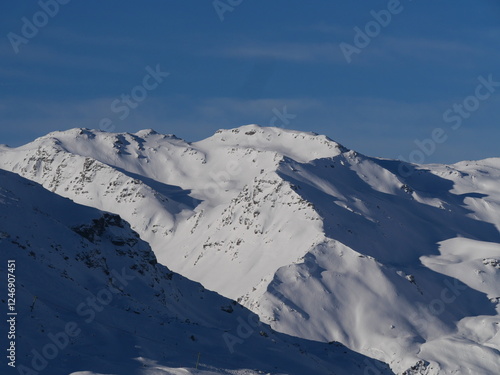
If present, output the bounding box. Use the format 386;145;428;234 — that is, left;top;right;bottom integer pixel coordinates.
1;168;392;375
1;125;499;374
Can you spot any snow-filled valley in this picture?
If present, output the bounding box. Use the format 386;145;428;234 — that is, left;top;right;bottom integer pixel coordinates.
1;125;499;374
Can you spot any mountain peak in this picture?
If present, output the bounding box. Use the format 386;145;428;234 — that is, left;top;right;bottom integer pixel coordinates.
215;124;320;137
135;128;159;137
199;124;349;163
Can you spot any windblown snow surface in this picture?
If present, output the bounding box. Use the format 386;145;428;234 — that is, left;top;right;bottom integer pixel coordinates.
1;125;499;374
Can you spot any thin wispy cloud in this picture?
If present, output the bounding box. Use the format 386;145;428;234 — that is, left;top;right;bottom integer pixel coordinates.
207;33;496;67
214;42;345;63
371;36;494;63
43;27;144;48
335;33;499;69
0;43;139;73
309;22;352;36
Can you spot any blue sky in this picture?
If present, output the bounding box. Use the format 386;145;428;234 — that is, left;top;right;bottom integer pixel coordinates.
1;0;499;163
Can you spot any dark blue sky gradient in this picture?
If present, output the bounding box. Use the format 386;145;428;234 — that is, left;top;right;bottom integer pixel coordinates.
1;0;499;163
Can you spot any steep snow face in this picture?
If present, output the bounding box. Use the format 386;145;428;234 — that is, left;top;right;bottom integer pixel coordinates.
241;153;500;373
1;126;499;374
0;126;344;298
0;169;392;375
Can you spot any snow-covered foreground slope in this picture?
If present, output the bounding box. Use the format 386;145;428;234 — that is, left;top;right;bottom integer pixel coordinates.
1;126;499;374
0;169;392;375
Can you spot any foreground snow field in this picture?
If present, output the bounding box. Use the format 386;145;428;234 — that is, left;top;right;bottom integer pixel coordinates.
1;125;499;374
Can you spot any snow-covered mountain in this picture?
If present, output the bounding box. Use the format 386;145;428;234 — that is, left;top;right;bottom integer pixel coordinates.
0;168;392;375
1;125;499;374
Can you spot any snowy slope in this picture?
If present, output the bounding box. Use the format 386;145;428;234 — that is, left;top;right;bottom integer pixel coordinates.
0;169;392;375
0;125;499;374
